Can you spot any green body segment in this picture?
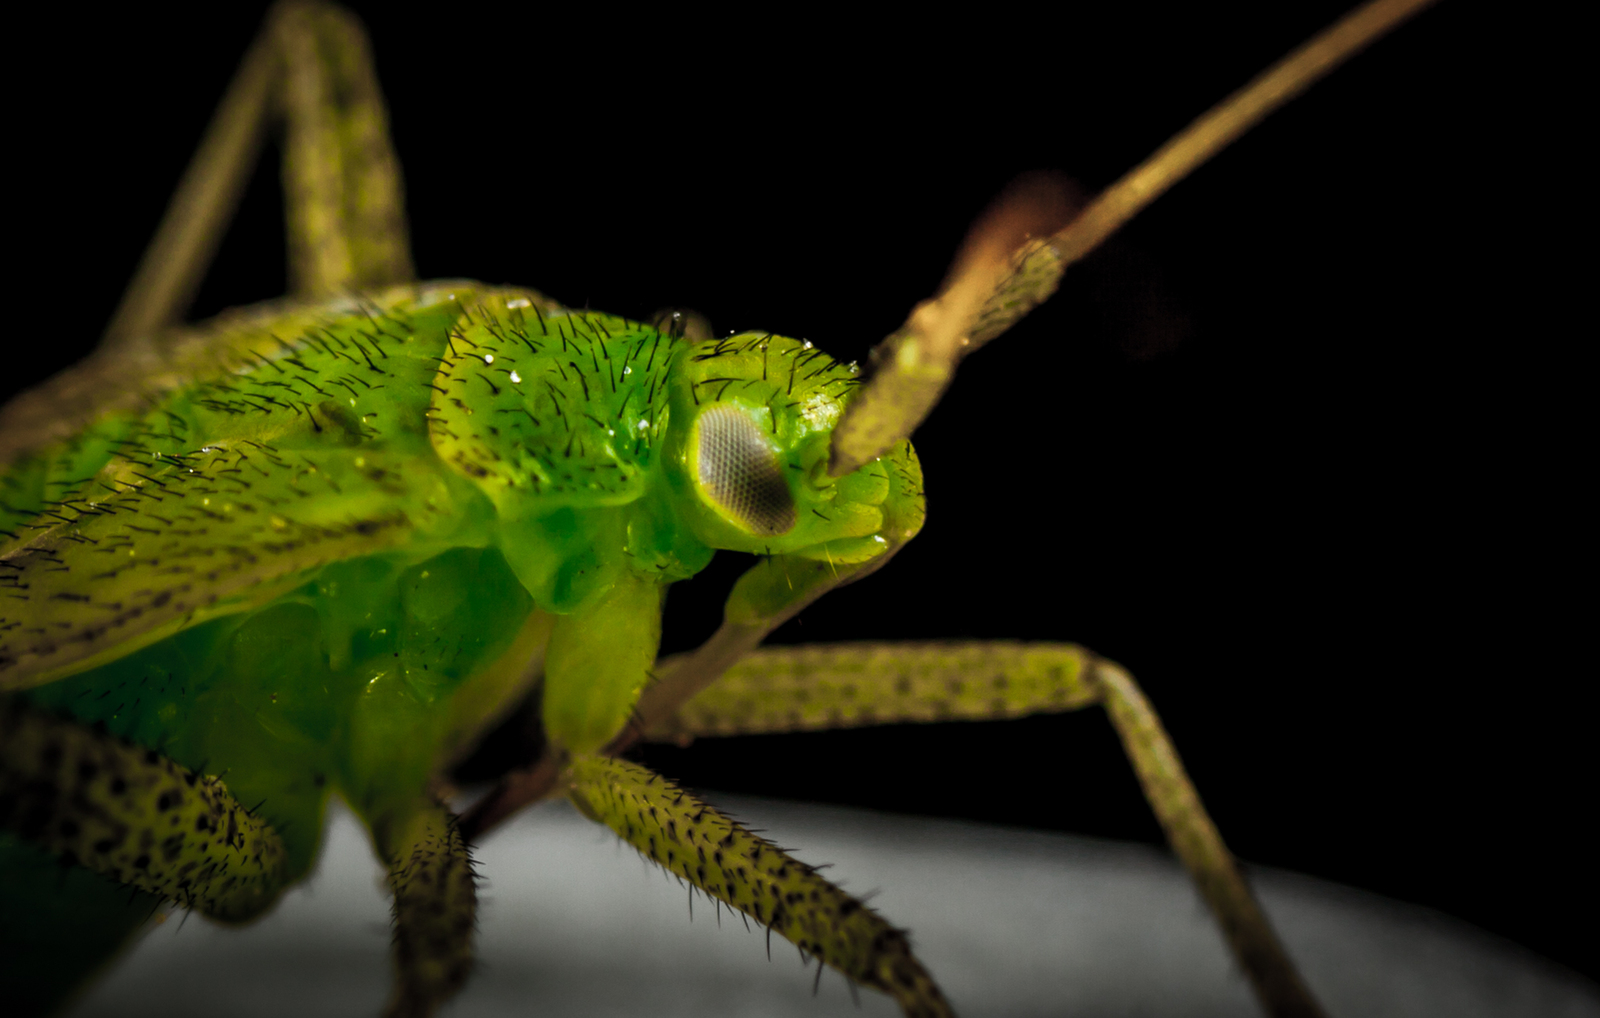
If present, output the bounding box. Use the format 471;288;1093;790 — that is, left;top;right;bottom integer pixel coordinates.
0;283;925;1008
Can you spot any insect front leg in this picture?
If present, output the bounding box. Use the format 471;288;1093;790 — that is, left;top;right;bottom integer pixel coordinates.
644;642;1326;1018
461;538;918;840
464;549;861;834
540;570;665;758
565;754;955;1018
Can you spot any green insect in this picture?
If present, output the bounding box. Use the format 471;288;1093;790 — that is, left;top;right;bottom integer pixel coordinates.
0;2;1462;1017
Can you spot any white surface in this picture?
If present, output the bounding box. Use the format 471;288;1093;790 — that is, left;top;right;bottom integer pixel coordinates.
66;795;1598;1018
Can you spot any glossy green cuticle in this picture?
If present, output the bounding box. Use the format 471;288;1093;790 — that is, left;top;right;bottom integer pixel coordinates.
4;286;921;855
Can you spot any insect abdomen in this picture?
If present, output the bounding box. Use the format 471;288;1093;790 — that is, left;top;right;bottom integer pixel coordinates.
20;544;538;871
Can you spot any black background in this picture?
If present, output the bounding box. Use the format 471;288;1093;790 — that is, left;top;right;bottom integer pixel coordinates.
9;0;1589;985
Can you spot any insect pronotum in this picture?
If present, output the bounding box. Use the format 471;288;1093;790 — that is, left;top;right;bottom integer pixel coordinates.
9;1;1576;1016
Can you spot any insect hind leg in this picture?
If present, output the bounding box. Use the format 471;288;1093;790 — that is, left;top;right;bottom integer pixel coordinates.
0;697;291;923
644;642;1329;1018
0;696;295;1014
102;0;414;347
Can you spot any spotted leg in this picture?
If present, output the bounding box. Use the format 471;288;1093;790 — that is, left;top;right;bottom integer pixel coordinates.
643;642;1327;1018
0;698;291;1015
369;801;478;1018
100;0;413;350
567;754;955;1018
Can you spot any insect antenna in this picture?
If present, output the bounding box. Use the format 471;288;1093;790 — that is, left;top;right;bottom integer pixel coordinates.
827;0;1440;477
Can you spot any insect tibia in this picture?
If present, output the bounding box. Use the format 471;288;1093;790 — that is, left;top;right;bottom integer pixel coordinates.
648;641;1100;741
378;803;478;1018
565;755;956;1018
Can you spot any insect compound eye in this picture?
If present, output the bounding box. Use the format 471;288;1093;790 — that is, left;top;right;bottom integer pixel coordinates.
694;405;797;536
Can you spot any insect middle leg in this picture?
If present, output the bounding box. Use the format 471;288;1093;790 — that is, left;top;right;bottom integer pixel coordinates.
642;642;1327;1018
566;753;955;1018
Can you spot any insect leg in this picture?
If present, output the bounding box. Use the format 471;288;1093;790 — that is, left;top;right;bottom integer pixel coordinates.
631;443;927;744
633;553;891;738
275;1;414;299
644;642;1326;1018
459;552;856;838
102;0;413;347
642;641;1100;742
373;802;477;1018
541;571;664;757
461;476;924;840
566;754;955;1018
1091;660;1325;1018
827;0;1441;477
0;697;290;922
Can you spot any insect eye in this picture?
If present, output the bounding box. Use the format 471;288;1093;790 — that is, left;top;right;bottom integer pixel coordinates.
694;406;796;536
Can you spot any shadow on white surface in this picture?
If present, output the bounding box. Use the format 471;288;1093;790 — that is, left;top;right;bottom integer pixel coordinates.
65;795;1598;1018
